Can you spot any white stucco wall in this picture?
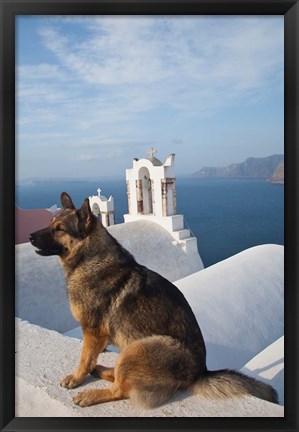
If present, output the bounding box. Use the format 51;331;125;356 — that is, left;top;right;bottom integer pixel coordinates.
241;336;284;405
15;243;76;333
107;220;203;280
15;319;284;417
175;244;284;371
15;243;284;415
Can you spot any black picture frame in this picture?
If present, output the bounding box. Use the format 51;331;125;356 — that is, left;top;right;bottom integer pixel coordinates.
1;0;298;431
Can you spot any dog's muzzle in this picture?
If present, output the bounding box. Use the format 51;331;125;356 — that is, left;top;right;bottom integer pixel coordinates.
29;228;63;256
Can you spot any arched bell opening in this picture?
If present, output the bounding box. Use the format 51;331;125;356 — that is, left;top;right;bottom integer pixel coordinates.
137;166;154;215
91;203;101;219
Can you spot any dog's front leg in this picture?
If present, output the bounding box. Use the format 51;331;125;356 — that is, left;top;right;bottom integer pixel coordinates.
61;327;108;389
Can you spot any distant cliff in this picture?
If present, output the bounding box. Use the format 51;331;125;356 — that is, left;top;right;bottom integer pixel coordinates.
267;161;284;184
192;155;284;180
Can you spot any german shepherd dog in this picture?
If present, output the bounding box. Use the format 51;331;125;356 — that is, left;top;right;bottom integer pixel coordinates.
29;192;278;408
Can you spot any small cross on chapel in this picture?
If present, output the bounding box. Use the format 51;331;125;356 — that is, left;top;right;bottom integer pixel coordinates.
147;147;157;158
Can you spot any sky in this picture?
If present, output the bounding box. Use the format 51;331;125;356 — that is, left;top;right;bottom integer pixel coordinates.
16;15;284;180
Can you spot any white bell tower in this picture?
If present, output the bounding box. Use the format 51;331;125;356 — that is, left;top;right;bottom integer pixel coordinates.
125;147;176;218
124;149;199;255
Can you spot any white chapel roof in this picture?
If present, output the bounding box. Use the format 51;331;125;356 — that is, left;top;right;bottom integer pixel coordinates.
146;156;163;166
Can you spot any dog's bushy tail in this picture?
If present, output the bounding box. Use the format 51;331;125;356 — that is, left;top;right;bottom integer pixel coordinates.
191;369;278;404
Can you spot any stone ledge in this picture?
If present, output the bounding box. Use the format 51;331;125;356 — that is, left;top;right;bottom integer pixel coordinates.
15;319;284;417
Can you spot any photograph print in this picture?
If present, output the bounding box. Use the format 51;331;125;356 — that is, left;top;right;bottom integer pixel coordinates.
15;14;284;419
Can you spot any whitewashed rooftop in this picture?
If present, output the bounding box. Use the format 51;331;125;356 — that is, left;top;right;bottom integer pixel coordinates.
15;232;284;416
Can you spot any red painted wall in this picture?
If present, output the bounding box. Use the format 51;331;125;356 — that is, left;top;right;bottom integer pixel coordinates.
15;205;53;245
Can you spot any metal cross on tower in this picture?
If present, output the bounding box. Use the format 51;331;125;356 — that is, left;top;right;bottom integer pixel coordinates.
147;147;157;159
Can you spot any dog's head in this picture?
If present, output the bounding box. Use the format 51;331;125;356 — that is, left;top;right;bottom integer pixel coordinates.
29;192;96;257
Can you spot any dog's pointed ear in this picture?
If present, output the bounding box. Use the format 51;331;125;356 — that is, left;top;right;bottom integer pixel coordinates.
78;198;95;235
61;192;76;210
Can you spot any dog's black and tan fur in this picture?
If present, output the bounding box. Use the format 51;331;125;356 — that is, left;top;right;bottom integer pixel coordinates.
29;192;278;408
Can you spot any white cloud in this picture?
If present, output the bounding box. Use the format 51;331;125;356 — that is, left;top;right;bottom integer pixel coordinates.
72;153;95;161
16;16;284;178
37;19;170;86
69;137;155;149
71;148;126;162
17;64;67;81
18;17;284;121
34;16;283;120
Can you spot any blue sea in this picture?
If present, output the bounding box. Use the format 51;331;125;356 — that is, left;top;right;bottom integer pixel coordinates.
16;177;284;268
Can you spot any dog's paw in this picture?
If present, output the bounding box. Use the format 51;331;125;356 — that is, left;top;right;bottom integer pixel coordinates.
60;374;82;389
73;390;98;407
